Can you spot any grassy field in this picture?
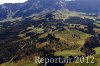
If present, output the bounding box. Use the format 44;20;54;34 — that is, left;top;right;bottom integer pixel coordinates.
54;50;83;58
94;47;100;66
93;28;100;33
94;47;100;55
52;9;95;20
39;32;49;38
94;22;100;28
53;29;91;45
27;27;44;33
65;62;96;66
1;60;38;66
0;29;92;66
18;27;44;39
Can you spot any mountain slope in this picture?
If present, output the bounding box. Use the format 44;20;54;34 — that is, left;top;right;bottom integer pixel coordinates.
67;0;100;15
0;0;67;20
0;0;100;21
